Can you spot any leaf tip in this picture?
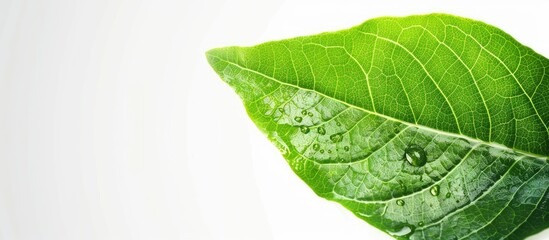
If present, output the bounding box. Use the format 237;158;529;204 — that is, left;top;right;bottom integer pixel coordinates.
205;47;232;81
205;47;223;66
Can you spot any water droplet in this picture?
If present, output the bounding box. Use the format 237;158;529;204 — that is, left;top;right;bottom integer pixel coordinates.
313;144;320;151
396;199;405;206
404;145;427;167
398;181;406;191
344;146;350;151
301;110;308;116
328;150;332;154
388;226;413;237
300;126;310;134
307;112;313;117
430;185;440;196
277;108;285;113
317;127;326;135
330;133;343;143
320;149;325;153
294;116;303;123
418;221;424;226
336;121;341;126
446;192;451;198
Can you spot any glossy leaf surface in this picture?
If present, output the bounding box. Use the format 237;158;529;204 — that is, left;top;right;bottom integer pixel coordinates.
206;14;549;239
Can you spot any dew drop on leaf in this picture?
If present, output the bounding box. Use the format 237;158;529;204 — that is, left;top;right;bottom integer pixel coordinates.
418;221;424;226
328;150;332;154
313;143;320;151
320;149;325;153
330;133;343;143
430;185;440;196
277;108;285;113
446;192;452;198
294;116;303;123
396;199;405;206
317;127;326;135
307;112;313;117
301;110;308;116
388;226;413;237
300;126;310;134
336;121;341;126
344;146;350;151
404;145;427;167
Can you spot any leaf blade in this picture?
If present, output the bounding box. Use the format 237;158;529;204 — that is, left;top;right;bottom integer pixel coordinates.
206;13;549;239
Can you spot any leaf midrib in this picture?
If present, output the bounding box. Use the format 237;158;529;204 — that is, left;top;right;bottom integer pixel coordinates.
211;56;549;236
208;54;548;161
358;31;463;134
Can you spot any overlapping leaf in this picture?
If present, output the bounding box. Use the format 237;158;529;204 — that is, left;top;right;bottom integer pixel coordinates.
206;14;549;239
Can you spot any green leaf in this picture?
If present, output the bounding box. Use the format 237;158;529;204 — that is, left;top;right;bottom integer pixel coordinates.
206;13;549;239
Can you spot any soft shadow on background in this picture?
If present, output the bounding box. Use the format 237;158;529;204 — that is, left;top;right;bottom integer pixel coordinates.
0;0;548;239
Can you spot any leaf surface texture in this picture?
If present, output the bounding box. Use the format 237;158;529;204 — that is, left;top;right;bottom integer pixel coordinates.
206;14;549;239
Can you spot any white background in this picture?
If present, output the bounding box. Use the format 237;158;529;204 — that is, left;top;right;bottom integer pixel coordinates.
0;0;548;239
